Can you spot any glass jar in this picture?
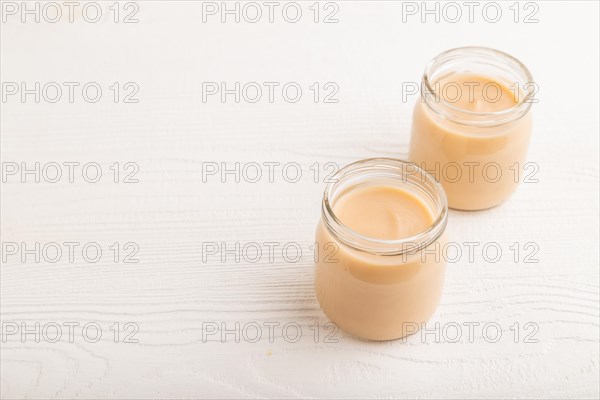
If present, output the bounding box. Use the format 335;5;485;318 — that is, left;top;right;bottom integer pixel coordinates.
408;47;535;210
314;158;448;341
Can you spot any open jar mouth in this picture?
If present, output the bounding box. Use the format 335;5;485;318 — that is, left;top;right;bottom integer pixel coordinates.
422;46;535;127
321;158;448;256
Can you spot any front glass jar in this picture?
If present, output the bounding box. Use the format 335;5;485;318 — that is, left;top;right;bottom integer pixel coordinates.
314;158;448;341
408;47;535;210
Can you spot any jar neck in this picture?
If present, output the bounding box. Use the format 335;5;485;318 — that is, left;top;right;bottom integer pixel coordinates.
321;158;448;256
422;46;534;128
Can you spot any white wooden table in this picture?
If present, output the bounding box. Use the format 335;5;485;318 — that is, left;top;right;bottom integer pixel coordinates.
1;1;599;398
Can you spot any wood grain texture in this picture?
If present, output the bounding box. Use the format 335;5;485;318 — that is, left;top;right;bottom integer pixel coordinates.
1;1;599;399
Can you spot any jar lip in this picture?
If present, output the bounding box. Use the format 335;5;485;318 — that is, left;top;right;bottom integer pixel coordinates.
422;46;535;127
321;158;448;256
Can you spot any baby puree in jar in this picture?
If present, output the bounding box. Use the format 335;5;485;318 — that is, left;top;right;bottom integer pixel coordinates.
315;159;448;341
408;47;534;210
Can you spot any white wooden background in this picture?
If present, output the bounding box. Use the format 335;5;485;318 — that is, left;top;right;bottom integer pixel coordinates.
1;1;599;398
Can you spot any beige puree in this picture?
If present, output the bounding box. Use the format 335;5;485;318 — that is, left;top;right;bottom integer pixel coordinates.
409;73;533;210
315;182;447;341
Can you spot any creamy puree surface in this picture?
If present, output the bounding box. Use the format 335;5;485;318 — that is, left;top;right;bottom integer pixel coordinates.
409;74;532;210
315;184;445;341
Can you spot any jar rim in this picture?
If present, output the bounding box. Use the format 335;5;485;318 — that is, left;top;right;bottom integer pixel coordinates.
321;158;448;256
422;46;535;127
